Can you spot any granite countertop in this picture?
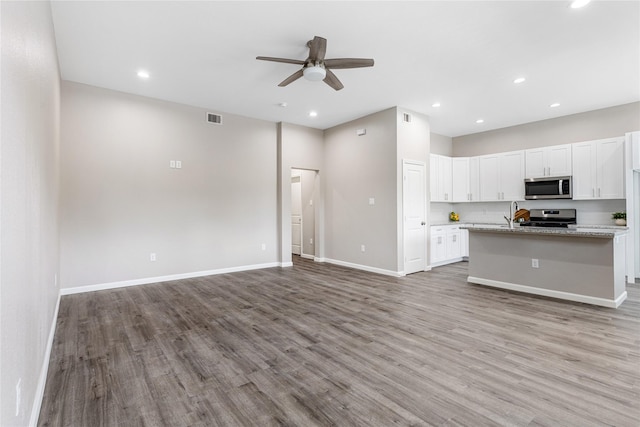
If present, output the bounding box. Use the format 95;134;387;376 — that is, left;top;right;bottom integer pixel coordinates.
460;223;627;238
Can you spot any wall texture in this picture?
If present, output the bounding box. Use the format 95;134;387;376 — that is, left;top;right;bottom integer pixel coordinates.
324;108;398;272
60;82;278;288
1;1;61;425
453;102;640;156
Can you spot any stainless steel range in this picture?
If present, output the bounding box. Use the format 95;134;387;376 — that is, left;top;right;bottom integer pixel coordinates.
519;208;577;228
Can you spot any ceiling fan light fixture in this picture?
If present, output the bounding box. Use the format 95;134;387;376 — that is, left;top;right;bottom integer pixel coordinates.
303;65;326;82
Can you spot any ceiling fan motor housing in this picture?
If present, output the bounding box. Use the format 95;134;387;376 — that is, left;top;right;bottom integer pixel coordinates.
303;65;326;81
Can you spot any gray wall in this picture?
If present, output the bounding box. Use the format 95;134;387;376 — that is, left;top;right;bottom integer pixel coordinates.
453;102;640;156
324;108;398;272
1;1;61;425
278;122;324;265
60;82;278;288
397;108;430;271
430;132;452;156
299;169;317;257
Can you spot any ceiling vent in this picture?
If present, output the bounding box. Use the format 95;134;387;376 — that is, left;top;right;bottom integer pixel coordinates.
206;112;223;125
403;113;412;123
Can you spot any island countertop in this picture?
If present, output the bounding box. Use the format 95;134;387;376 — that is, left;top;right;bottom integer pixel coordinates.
460;223;627;239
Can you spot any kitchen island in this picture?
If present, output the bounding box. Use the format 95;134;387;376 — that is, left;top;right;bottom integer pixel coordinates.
462;224;627;308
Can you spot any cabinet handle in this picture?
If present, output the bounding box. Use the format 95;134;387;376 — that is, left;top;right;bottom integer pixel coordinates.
592;188;595;197
438;236;442;244
597;188;601;198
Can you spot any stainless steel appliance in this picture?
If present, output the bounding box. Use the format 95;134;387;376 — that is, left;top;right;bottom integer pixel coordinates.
524;176;572;200
519;208;576;228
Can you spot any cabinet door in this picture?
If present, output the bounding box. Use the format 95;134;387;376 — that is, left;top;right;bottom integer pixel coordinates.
430;229;446;263
439;155;452;201
479;155;500;201
430;155;439;201
452;157;470;202
572;141;596;200
499;151;525;201
525;148;546;178
446;230;461;260
596;138;624;199
547;144;572;177
468;157;480;202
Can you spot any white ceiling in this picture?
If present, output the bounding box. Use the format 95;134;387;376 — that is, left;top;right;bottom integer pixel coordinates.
50;1;640;137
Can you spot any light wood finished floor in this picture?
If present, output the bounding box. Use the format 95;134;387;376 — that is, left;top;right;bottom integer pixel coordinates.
39;258;640;426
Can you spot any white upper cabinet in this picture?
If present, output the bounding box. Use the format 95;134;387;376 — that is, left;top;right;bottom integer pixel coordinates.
572;138;624;200
479;151;525;201
525;144;572;178
430;154;452;202
452;157;480;202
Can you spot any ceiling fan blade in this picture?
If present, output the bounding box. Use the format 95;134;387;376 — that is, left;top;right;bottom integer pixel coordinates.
324;58;375;69
278;69;304;87
308;36;327;62
323;69;344;91
256;56;306;66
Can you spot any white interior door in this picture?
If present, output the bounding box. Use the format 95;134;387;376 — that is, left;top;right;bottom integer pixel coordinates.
403;160;426;274
291;174;302;255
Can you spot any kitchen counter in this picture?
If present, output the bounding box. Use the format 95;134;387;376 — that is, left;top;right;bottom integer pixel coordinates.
464;225;627;308
461;224;627;239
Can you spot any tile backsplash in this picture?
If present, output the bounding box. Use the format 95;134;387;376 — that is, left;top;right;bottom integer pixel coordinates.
431;199;626;226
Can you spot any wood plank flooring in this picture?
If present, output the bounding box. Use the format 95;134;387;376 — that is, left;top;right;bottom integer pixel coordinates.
39;258;640;426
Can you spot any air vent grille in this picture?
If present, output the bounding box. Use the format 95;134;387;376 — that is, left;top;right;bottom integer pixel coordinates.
403;113;412;123
206;112;223;125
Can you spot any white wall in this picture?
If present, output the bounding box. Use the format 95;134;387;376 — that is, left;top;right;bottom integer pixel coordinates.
60;82;278;289
1;1;61;425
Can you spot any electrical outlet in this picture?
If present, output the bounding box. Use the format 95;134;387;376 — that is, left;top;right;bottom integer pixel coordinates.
150;253;157;262
532;258;539;268
310;238;313;244
369;197;375;205
261;243;266;251
176;160;182;169
361;244;366;252
169;160;176;168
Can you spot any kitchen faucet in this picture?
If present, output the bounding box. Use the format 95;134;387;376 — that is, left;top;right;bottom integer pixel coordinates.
504;201;519;229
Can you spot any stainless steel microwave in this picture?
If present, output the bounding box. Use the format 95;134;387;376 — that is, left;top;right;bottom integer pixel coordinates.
524;176;572;200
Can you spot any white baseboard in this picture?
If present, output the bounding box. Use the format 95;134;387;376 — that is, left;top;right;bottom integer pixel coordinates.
280;262;293;267
300;253;314;260
60;262;281;295
468;276;627;308
30;293;61;426
313;257;326;263
323;258;403;277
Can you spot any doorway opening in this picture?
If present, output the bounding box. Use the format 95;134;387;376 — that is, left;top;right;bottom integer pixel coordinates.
291;168;318;260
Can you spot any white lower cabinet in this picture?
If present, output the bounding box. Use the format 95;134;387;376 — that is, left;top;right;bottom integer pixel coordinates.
430;225;469;267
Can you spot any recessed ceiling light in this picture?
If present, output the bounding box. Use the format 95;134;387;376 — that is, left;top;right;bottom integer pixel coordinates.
550;103;561;108
476;119;484;124
513;77;526;84
309;111;318;117
278;102;288;108
432;102;441;108
137;70;150;79
570;0;590;9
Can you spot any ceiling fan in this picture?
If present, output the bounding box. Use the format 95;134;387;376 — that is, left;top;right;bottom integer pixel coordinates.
256;36;374;91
